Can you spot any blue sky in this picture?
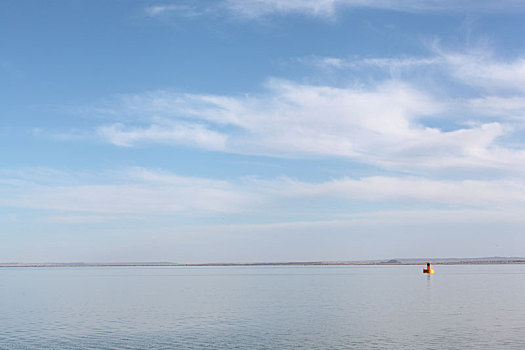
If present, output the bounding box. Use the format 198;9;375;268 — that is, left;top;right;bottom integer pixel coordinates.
2;0;525;262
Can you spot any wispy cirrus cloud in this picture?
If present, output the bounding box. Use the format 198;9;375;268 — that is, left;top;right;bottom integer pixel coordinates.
46;45;525;174
2;167;525;224
299;48;525;124
468;96;525;118
309;47;525;93
440;51;525;93
93;80;441;158
144;0;525;21
317;56;440;70
145;4;179;16
0;167;250;216
145;4;203;18
97;122;228;149
89;78;525;172
273;176;525;206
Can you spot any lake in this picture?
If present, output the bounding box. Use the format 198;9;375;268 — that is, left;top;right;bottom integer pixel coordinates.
0;265;524;349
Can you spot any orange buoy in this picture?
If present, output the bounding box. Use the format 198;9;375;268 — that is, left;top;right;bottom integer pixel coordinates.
423;262;434;274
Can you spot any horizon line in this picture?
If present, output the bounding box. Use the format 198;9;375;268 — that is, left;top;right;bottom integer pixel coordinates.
2;256;525;267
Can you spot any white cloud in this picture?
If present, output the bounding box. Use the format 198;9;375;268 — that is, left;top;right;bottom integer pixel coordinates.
224;0;525;18
0;168;250;215
468;96;525;117
305;49;525;94
302;55;441;74
91;79;525;172
146;5;178;16
273;176;525;206
295;50;525;167
225;0;342;18
145;4;202;17
97;122;228;149
6;166;525;261
143;0;525;22
40;215;122;224
2;167;525;221
437;50;525;92
99;80;444;158
42;44;525;175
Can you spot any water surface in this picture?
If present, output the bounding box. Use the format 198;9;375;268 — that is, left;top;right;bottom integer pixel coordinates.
1;265;524;349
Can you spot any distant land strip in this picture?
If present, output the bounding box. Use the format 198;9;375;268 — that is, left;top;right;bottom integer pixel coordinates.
2;257;525;267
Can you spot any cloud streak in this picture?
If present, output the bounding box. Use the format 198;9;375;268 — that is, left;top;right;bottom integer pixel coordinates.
90;77;525;173
212;0;525;19
97;122;228;149
144;0;525;22
0;168;250;216
306;48;525;93
99;80;443;155
2;168;525;223
43;46;525;176
145;4;203;18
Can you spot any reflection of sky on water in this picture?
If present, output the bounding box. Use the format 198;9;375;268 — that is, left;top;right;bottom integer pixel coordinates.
0;265;524;349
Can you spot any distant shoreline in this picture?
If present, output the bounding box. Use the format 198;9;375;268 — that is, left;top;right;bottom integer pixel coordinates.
2;258;525;268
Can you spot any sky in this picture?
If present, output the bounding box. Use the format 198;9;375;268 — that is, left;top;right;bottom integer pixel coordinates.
2;0;525;262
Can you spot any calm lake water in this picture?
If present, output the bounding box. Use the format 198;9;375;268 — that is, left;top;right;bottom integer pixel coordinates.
1;265;524;349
